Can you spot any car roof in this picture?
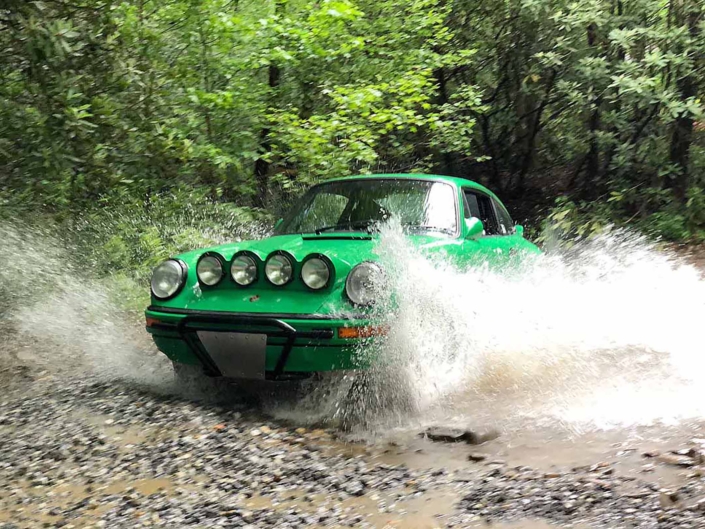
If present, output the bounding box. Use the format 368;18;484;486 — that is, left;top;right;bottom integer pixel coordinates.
320;173;500;200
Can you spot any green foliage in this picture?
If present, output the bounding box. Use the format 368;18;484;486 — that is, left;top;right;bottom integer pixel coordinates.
0;0;703;244
68;188;271;282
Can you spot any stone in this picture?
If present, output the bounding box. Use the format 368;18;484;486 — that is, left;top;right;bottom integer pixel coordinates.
421;427;499;445
659;490;679;509
344;481;365;497
656;454;695;467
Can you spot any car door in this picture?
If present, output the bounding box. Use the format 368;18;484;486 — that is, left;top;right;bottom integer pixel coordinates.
461;188;517;267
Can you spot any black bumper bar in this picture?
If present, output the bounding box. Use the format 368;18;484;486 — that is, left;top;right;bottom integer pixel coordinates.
175;313;334;379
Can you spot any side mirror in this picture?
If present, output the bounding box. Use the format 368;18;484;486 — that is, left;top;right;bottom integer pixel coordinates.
273;218;283;230
465;217;484;240
514;224;524;237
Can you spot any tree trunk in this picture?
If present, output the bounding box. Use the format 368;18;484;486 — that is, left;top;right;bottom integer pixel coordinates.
514;69;556;192
580;96;602;200
667;1;701;203
254;0;286;209
434;67;456;176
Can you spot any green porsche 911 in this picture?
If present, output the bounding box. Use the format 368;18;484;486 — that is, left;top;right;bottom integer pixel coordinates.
145;174;539;383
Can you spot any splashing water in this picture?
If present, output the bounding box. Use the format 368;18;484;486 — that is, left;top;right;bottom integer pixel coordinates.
0;223;170;386
2;217;704;435
364;221;705;433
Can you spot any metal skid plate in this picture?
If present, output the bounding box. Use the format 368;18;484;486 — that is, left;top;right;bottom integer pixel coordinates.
196;331;267;379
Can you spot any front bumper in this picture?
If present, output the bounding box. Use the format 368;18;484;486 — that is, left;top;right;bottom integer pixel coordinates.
145;306;372;378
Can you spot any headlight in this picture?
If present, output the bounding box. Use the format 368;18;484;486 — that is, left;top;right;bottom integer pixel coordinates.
301;257;330;290
265;254;293;286
196;254;224;286
345;262;384;306
151;259;186;300
231;254;257;286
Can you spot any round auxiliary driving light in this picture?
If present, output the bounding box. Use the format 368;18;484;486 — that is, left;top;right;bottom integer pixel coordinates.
231;254;258;286
151;259;186;300
196;254;224;286
301;257;331;290
345;262;384;306
265;254;293;286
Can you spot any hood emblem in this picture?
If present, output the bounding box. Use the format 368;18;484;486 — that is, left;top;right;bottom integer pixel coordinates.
249;295;260;302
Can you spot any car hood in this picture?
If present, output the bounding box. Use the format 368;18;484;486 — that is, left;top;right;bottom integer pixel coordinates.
151;232;460;317
151;233;376;317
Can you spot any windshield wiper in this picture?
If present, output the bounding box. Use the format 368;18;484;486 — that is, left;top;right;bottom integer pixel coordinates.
314;220;377;235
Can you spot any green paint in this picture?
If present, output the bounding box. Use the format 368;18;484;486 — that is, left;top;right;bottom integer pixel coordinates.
146;174;540;376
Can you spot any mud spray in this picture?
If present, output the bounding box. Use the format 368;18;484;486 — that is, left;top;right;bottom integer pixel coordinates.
2;220;704;437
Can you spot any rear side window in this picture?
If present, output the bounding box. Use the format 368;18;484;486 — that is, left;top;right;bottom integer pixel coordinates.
493;199;514;235
463;189;500;235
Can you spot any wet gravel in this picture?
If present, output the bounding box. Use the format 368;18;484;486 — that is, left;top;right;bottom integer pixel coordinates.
1;378;705;528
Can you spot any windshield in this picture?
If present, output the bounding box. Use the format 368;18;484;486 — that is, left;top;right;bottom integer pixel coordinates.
277;179;458;235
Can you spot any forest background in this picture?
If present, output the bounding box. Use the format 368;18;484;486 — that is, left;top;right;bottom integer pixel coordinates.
1;0;703;288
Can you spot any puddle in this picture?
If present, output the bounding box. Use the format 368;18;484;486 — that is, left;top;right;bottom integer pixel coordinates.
103;477;176;496
334;421;705;490
242;486;459;528
471;521;589;528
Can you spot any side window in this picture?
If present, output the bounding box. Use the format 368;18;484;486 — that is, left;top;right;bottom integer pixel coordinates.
463;190;500;235
493;199;514;235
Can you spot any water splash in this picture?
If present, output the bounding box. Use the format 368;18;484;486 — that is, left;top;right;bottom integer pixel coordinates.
2;217;704;434
0;222;169;385
365;222;705;432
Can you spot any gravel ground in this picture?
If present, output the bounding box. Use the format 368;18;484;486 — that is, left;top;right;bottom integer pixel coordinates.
1;376;705;529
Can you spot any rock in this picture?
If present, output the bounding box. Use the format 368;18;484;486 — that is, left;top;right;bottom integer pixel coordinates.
676;448;705;464
687;467;704;478
468;453;487;462
623;491;651;499
655;454;695;467
659;490;679;509
344;481;365;497
421;427;499;445
588;462;611;472
465;429;501;445
422;427;467;443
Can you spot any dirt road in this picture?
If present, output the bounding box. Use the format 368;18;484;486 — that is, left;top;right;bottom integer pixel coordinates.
2;365;705;528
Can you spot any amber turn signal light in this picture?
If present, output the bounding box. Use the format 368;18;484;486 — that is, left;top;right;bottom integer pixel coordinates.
145;317;161;328
338;326;387;339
